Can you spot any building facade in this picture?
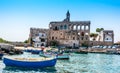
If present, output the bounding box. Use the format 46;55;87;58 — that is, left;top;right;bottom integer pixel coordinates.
29;28;49;47
49;11;90;48
90;30;114;46
29;11;114;48
29;11;90;48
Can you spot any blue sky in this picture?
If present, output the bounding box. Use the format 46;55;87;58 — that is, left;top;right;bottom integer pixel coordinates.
0;0;120;42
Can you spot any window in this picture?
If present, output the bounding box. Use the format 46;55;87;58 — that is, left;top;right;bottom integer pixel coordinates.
73;37;75;40
35;34;39;36
41;43;44;46
41;39;45;42
81;26;84;30
86;37;88;40
81;32;84;36
54;26;58;30
73;33;75;35
106;38;108;40
42;34;44;37
78;26;80;30
56;37;57;39
52;37;54;40
60;25;63;30
73;25;77;30
64;25;67;29
85;26;89;30
81;37;84;40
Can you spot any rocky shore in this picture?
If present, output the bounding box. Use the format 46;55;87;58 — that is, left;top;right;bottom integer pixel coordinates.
0;43;23;55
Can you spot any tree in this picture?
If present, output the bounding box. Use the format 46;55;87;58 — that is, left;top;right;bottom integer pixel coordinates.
96;28;104;33
24;40;28;43
50;40;59;46
0;38;9;43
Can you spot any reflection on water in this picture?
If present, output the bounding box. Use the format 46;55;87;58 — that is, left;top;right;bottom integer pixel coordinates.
3;66;57;73
1;53;120;73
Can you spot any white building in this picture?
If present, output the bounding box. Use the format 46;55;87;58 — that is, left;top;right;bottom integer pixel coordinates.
94;30;114;45
33;33;47;47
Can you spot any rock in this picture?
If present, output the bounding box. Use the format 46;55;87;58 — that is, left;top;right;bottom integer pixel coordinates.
0;43;23;55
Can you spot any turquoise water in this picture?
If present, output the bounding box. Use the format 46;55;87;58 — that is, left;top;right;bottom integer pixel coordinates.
1;53;120;73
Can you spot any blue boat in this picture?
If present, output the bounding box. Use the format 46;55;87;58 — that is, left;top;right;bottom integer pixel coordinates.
31;50;42;54
24;49;42;54
3;56;57;68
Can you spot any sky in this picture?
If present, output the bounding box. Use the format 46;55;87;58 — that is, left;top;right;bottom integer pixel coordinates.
0;0;120;42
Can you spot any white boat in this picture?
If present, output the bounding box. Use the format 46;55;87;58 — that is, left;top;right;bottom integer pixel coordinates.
57;53;69;60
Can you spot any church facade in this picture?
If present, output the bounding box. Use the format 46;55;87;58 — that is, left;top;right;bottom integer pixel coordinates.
48;11;90;48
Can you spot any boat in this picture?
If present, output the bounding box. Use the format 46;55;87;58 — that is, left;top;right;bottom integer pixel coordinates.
3;56;57;68
74;51;88;54
57;53;69;60
0;53;3;59
39;52;69;60
31;50;42;54
74;49;88;54
0;51;4;59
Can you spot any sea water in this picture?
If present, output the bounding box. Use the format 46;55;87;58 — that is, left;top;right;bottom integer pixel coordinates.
1;53;120;73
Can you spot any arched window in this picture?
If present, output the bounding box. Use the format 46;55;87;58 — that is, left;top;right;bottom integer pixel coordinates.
85;26;89;30
60;25;63;30
64;25;67;30
78;26;80;30
52;37;54;40
73;25;77;30
81;26;84;30
54;26;58;30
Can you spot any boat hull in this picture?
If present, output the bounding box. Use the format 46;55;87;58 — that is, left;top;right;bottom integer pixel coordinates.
3;57;57;68
74;51;88;54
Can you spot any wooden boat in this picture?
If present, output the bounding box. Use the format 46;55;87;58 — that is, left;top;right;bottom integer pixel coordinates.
3;56;57;68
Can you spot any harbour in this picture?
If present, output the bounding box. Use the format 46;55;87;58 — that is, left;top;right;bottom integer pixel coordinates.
0;0;120;73
1;52;120;73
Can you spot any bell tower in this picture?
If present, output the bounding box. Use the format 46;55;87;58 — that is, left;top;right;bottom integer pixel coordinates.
66;10;70;22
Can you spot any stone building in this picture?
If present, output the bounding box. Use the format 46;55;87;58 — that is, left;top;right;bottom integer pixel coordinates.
48;11;90;48
29;11;91;48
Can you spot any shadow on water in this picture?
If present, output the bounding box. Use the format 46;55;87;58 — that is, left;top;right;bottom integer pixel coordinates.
3;66;57;73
